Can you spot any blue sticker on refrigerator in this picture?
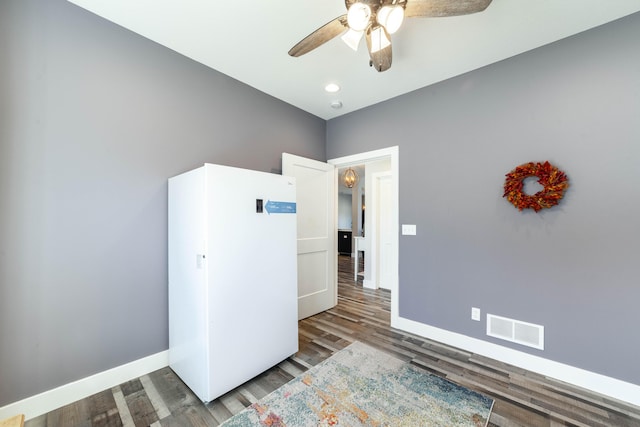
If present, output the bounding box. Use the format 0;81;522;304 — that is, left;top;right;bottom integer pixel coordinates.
265;200;296;214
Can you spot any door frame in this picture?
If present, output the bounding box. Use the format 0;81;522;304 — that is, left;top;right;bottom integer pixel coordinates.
328;146;399;327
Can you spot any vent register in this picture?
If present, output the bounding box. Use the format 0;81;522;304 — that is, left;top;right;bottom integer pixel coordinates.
486;314;544;350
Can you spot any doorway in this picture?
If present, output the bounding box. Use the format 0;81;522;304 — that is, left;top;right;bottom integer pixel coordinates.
336;165;364;279
328;146;399;326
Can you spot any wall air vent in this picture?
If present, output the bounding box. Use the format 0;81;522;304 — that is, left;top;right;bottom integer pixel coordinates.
486;314;544;350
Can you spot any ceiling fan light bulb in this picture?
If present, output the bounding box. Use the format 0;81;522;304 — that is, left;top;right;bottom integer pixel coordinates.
341;28;364;51
377;5;404;34
347;3;372;32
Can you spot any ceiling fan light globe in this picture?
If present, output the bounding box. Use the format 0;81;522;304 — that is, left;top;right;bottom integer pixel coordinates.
377;5;404;34
347;3;372;32
341;28;364;51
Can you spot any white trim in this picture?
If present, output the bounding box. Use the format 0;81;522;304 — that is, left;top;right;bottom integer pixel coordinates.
328;146;399;325
393;316;640;407
328;146;397;167
0;351;169;421
362;279;376;289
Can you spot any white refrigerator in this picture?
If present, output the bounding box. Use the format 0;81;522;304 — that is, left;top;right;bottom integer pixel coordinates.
168;163;298;403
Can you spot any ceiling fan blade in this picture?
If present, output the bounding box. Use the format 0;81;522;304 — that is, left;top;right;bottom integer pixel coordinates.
366;27;392;72
288;15;348;57
405;0;492;18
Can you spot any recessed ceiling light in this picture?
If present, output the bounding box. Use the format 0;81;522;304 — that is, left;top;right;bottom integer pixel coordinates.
325;83;340;93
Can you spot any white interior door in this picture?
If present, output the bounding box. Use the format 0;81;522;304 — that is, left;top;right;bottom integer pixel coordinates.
282;153;336;320
376;173;393;290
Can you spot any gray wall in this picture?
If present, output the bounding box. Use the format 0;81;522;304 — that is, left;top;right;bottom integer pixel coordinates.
327;13;640;385
0;0;325;406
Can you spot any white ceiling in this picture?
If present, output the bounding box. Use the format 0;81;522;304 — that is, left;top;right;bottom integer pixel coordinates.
67;0;640;120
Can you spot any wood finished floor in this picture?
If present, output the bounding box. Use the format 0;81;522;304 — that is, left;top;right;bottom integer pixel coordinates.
26;256;640;427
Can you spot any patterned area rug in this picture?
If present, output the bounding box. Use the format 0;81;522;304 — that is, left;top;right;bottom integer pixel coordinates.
221;341;494;426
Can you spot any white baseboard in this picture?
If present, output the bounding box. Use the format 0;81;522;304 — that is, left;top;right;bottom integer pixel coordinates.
4;321;639;421
0;350;169;421
392;316;640;408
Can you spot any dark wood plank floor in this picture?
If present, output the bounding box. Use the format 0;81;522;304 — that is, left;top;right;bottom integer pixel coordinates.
26;256;640;427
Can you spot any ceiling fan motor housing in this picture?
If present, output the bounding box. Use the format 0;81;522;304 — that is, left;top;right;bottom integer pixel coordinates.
347;0;408;22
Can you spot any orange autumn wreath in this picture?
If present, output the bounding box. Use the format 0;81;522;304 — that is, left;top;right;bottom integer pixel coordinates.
503;161;569;212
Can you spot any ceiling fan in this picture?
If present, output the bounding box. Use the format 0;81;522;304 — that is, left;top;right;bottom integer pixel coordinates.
288;0;493;72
